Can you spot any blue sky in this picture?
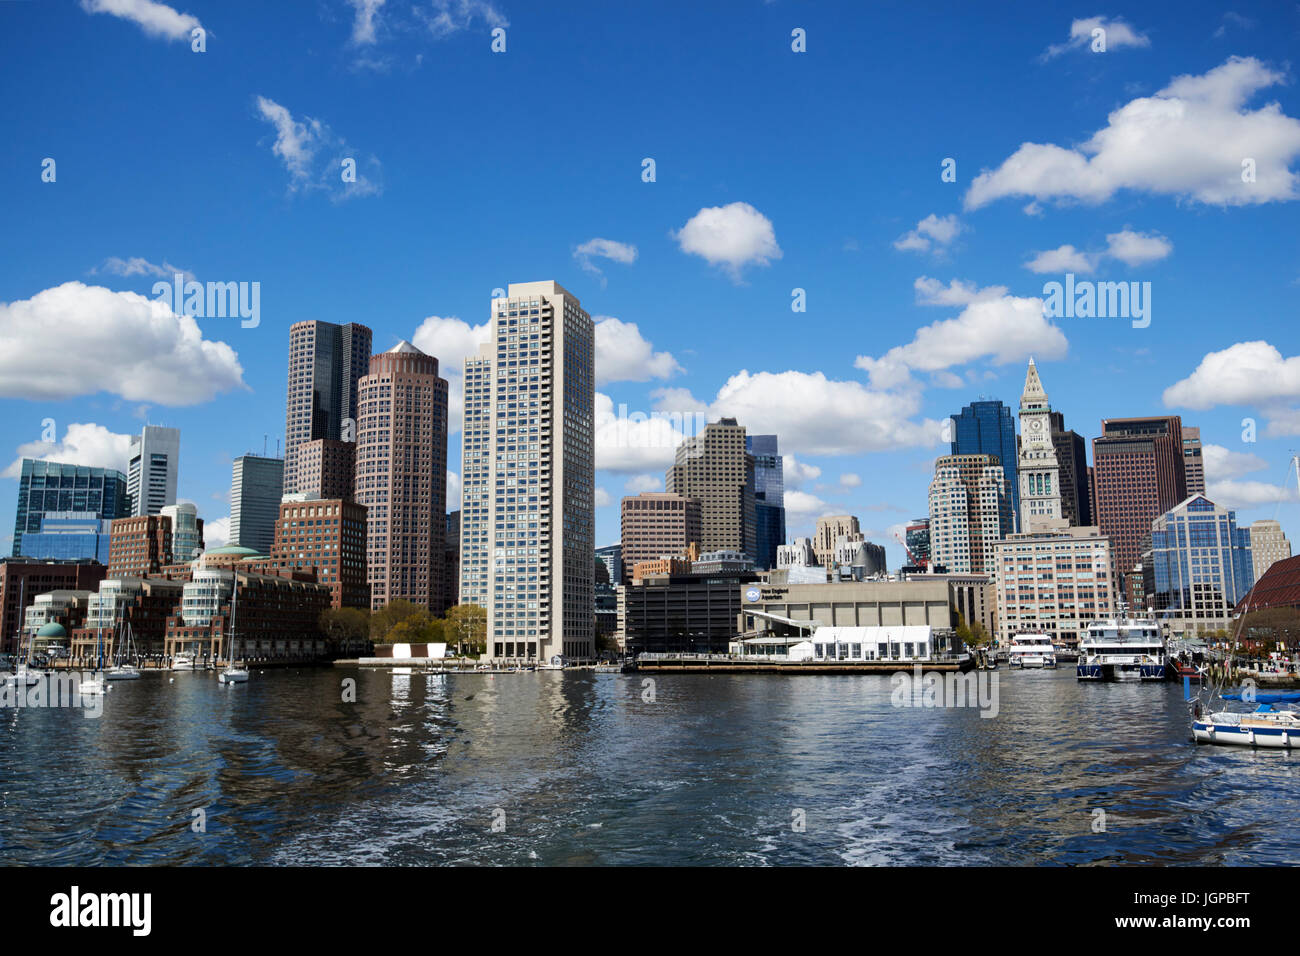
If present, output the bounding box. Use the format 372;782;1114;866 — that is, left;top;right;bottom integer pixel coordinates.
1;0;1299;567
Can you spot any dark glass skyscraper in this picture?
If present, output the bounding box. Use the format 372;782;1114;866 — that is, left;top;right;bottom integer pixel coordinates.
12;460;129;560
746;434;785;570
950;400;1019;528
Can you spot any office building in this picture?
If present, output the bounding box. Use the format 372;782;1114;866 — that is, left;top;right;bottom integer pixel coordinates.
160;503;204;562
294;438;356;501
107;515;172;578
0;558;107;655
951;399;1019;528
70;577;186;660
355;341;449;614
777;537;818;569
1017;358;1065;532
666;418;756;561
230;455;285;557
621;567;758;655
1092;415;1186;605
445;510;460;612
458;282;594;662
12;459;129;559
1145;495;1253;639
904;518;930;569
595;544;623;589
1049;412;1091;528
620;492;703;582
994;525;1116;648
813;515;860;568
126;425;180;516
1249;519;1292;583
928;454;1012;574
282;320;372;495
1182;426;1206;496
271;496;369;609
747;434;786;571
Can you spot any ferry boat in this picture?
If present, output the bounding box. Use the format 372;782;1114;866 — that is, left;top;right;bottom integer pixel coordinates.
1007;633;1056;669
1192;692;1300;749
1076;616;1167;681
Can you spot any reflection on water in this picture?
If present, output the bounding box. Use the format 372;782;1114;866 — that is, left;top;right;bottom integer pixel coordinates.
0;667;1295;865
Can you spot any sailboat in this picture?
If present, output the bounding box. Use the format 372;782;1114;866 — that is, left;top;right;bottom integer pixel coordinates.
104;600;140;676
81;617;107;696
5;579;40;688
218;573;249;684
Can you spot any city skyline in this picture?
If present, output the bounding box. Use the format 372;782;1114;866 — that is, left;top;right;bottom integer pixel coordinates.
1;2;1299;574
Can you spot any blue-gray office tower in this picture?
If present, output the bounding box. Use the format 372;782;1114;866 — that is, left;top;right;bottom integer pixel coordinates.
950;401;1019;530
12;460;129;561
746;434;785;570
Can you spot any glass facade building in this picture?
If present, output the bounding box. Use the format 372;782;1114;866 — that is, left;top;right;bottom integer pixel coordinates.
746;434;786;571
12;460;128;559
950;400;1019;530
1145;495;1254;639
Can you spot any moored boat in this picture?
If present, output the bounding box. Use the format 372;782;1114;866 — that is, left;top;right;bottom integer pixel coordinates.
1192;692;1300;748
1007;633;1056;669
1077;615;1167;681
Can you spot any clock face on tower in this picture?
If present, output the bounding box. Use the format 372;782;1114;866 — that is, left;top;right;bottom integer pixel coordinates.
1030;419;1043;432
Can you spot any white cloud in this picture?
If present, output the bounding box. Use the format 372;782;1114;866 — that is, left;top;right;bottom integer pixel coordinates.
203;516;231;549
80;0;202;42
419;0;508;37
784;489;832;531
446;469;461;510
625;474;662;494
3;423;132;479
783;455;821;489
594;487;612;508
347;0;386;45
1104;229;1173;266
1024;229;1172;273
967;57;1300;209
1206;479;1299;509
893;214;963;255
1201;443;1269;481
839;472;862;488
1024;244;1097;274
0;282;245;405
855;278;1067;389
1163;341;1300;412
574;239;638;281
254;96;382;201
595;392;693;474
94;256;196;283
411;313;492;433
673;202;782;279
1041;16;1150;60
594;317;682;385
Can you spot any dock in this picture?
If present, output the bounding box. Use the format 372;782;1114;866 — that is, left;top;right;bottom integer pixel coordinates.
624;654;975;674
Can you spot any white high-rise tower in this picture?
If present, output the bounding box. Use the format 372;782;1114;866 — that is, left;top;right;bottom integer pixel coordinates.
127;425;180;516
459;281;595;663
1017;359;1065;532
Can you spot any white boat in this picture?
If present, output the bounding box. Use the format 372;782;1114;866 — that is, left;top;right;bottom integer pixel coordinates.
105;622;141;680
6;580;41;687
1077;614;1167;681
1192;692;1300;749
80;674;106;695
1007;633;1056;669
217;573;249;685
171;653;197;671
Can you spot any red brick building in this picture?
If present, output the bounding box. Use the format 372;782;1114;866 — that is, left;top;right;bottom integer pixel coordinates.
108;515;173;578
296;438;356;501
0;558;107;655
270;497;369;609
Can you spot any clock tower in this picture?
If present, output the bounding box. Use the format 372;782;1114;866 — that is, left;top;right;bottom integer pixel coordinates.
1018;358;1064;532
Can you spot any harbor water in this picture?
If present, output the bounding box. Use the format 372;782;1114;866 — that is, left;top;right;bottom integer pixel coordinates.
1;667;1296;865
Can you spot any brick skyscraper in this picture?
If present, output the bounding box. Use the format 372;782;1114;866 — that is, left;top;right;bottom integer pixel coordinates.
355;341;448;613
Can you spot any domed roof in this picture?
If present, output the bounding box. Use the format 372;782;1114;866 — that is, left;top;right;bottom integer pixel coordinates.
36;622;67;638
203;545;262;557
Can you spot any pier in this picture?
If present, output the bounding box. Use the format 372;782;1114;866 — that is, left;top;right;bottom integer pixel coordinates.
624;653;975;674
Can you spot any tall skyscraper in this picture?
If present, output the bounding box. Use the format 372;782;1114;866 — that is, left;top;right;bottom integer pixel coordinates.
160;502;204;562
813;515;859;567
620;492;703;581
1016;359;1066;532
282;320;372;496
666;418;756;561
458;281;595;662
1049;411;1091;527
295;438;356;501
905;517;931;569
230;454;284;556
951;399;1019;529
355;341;448;613
12;460;129;560
1092;415;1186;604
127;425;180;516
1182;426;1206;496
1249;519;1292;583
928;453;1012;574
746;434;786;571
1145;495;1253;639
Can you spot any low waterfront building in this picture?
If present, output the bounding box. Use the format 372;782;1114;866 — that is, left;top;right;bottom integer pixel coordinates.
903;570;997;641
730;625;939;661
738;578;956;636
69;577;186;661
693;549;754;575
621;569;758;656
0;558;107;655
994;525;1117;648
23;590;93;653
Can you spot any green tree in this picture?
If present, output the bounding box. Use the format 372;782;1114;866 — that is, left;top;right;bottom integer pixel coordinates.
370;600;425;643
320;606;371;652
445;604;487;656
969;621;990;647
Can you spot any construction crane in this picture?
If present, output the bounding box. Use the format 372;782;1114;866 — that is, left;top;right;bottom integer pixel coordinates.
893;531;923;568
